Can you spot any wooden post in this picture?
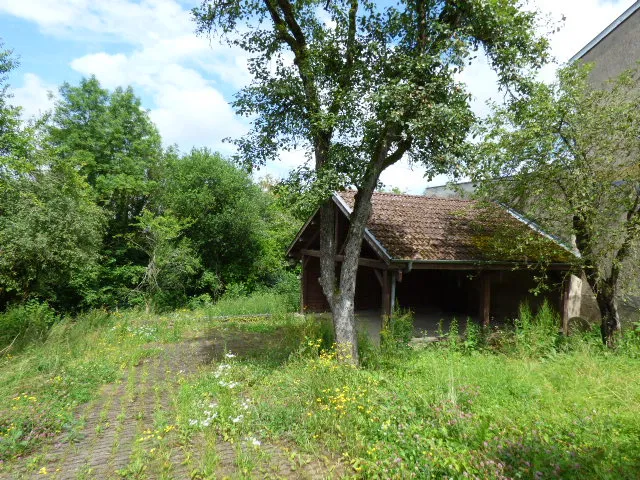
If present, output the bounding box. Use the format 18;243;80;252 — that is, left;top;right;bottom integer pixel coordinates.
381;270;392;318
390;271;396;317
561;277;571;335
300;255;307;314
479;271;491;327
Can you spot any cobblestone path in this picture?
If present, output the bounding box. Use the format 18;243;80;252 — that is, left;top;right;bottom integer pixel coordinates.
5;335;343;479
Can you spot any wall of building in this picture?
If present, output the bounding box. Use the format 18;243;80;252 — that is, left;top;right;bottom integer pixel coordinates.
579;6;640;86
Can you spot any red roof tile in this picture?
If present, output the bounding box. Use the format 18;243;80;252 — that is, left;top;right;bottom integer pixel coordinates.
338;191;571;263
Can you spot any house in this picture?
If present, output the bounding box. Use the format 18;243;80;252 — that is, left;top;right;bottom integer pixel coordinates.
288;192;578;331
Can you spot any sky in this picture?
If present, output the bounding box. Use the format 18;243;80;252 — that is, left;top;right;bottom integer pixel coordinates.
0;0;634;192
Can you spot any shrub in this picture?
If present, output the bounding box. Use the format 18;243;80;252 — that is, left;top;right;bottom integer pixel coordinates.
513;301;560;357
0;302;58;351
381;309;414;351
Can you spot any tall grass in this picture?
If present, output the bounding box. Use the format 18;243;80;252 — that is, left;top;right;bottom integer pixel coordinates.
173;307;640;479
203;291;299;316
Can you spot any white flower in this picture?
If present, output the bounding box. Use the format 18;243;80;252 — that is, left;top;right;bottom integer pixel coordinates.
225;352;236;358
247;436;261;447
231;415;244;423
188;419;199;426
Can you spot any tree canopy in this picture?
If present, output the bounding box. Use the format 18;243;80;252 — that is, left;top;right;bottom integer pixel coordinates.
0;51;299;313
471;64;640;346
193;0;551;362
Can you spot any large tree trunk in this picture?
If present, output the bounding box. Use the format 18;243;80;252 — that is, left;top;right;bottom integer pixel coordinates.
596;284;621;347
317;170;381;364
573;214;622;347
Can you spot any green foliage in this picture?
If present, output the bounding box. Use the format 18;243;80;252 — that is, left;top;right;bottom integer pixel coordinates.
171;313;640;479
161;148;297;293
43;76;165;308
0;42;30;161
0;302;57;350
3;304;640;476
1;68;299;313
0;161;104;309
513;301;561;357
471;64;640;343
204;290;299;317
380;310;414;351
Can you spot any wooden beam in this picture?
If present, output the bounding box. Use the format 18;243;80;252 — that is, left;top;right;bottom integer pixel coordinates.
479;272;491;327
300;254;307;314
406;262;572;271
381;270;391;318
373;269;383;287
561;277;571;335
300;249;389;270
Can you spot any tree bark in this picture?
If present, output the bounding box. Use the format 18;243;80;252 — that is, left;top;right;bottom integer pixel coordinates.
573;213;623;347
596;290;621;348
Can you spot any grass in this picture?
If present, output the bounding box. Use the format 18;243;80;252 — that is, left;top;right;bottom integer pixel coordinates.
1;297;640;479
174;306;640;479
203;291;299;317
0;308;199;462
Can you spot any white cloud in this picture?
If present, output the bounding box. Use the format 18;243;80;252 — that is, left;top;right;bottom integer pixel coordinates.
149;82;246;154
10;73;55;120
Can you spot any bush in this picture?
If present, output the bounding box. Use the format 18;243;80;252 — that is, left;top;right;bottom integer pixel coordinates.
381;309;414;350
513;301;560;357
0;302;58;351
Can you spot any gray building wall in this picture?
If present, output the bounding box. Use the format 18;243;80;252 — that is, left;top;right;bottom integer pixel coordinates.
573;1;640;85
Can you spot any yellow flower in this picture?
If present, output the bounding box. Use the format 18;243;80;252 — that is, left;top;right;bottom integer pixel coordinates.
39;467;48;475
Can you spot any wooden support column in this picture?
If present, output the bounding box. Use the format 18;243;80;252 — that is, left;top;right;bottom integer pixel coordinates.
479;271;491;327
381;270;392;318
561;277;571;335
300;255;307;314
561;274;582;335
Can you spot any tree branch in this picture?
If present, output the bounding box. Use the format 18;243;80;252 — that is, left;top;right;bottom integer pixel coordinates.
328;0;358;116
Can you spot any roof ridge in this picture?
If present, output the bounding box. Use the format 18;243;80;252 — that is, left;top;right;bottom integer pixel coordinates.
341;189;476;202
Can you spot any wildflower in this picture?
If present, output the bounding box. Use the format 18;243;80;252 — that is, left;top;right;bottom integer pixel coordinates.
39;467;48;475
225;352;236;358
231;415;244;423
247;436;261;446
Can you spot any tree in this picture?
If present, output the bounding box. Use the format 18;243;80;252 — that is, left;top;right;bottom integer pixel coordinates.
44;77;164;306
0;160;105;309
0;41;31;168
193;0;550;361
130;210;202;312
0;44;103;310
161;148;292;291
470;64;640;347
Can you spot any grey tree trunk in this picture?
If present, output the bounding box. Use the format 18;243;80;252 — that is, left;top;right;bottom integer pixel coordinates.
317;170;380;364
596;285;621;347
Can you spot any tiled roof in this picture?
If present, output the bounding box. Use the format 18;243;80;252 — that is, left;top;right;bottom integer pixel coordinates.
338;191;572;263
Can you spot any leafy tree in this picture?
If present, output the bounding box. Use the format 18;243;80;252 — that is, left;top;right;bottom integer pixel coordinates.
0;44;103;310
0;160;104;309
471;64;640;347
193;0;550;361
44;77;164;306
130;210;202;311
161;148;293;292
0;42;32;171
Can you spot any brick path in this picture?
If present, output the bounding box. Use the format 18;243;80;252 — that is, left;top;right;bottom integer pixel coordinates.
4;335;343;479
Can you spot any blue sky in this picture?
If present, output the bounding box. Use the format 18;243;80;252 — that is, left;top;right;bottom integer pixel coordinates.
0;0;631;192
